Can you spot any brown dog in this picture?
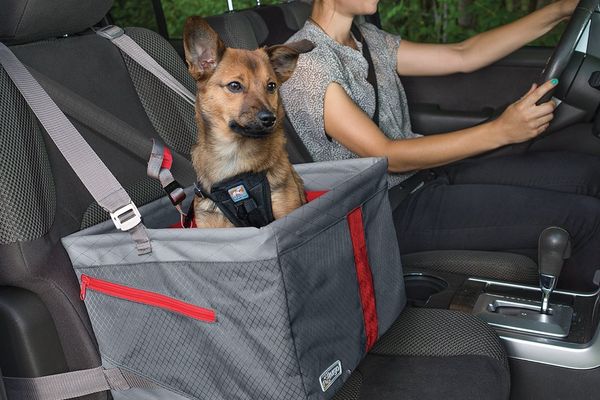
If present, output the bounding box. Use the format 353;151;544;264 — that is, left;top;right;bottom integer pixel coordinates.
183;17;314;228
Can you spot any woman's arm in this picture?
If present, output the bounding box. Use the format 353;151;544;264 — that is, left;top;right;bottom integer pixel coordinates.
323;80;557;173
396;0;578;76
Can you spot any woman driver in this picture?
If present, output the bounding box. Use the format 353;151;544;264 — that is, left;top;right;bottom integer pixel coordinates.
281;0;600;290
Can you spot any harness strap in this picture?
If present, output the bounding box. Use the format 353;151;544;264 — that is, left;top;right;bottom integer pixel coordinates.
96;25;196;106
148;140;186;206
195;171;274;228
3;367;158;400
0;42;151;255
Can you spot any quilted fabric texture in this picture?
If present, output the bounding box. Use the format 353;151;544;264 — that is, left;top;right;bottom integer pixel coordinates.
82;258;305;400
0;68;55;243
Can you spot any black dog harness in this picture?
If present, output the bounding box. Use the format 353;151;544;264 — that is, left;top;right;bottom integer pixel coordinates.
147;140;275;228
194;171;275;228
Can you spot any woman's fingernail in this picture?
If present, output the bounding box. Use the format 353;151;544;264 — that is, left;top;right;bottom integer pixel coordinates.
551;78;559;85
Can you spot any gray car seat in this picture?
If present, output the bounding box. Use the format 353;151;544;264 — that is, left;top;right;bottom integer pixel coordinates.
0;0;510;399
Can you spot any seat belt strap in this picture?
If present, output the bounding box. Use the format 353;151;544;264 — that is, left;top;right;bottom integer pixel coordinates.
0;43;151;254
351;23;379;126
96;25;196;106
3;367;158;400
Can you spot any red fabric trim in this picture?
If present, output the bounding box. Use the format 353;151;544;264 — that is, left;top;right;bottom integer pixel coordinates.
161;147;173;170
170;219;196;229
305;190;328;202
80;274;215;323
347;207;378;351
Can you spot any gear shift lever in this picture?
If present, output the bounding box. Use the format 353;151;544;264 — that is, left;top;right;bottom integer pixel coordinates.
538;227;571;314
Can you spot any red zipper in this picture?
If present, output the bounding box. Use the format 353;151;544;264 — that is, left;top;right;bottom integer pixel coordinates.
80;274;216;323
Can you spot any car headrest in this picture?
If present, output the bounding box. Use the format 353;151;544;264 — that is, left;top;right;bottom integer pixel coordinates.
0;0;113;44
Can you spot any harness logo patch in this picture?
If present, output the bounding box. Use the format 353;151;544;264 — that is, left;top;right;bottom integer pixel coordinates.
319;360;342;392
228;184;249;203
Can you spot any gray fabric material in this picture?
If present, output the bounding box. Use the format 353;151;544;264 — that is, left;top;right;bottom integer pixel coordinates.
280;2;312;30
273;158;389;252
205;13;259;49
121;28;198;157
281;22;418;187
0;67;55;243
244;12;270;45
402;250;539;285
4;367;125;400
0;0;112;44
280;219;367;398
362;188;406;334
65;225;279;265
3;367;161;400
111;387;190;400
63;157;404;400
80;259;304;400
371;308;508;368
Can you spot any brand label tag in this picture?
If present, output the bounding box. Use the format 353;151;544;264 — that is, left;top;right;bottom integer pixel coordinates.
319;360;342;392
228;184;249;203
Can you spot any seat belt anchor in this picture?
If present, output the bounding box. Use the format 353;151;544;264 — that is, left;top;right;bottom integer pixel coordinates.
110;202;142;231
96;25;125;40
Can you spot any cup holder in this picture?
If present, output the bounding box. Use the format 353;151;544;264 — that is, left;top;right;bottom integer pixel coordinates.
404;274;448;306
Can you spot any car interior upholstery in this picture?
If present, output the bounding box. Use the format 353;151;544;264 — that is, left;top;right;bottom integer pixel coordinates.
1;0;600;399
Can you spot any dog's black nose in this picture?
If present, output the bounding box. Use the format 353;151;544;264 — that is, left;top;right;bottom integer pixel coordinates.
258;111;276;128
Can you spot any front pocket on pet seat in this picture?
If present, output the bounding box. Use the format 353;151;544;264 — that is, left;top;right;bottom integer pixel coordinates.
79;274;216;323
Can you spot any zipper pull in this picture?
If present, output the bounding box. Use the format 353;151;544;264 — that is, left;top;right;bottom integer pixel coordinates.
80;275;90;300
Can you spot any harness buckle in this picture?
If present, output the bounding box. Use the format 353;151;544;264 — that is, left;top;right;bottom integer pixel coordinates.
96;25;125;40
110;202;142;232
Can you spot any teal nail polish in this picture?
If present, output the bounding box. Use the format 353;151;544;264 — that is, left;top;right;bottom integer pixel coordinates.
551;78;559;85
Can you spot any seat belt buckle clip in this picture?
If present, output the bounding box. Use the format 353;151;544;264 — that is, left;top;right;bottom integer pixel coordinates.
164;181;186;206
110;202;142;232
96;25;125;40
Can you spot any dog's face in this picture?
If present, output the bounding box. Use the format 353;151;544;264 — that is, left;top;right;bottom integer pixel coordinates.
183;17;314;141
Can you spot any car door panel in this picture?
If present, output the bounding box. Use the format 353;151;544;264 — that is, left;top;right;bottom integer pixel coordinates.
403;47;552;134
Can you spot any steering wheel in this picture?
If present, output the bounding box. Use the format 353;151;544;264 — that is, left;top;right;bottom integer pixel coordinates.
537;0;600;105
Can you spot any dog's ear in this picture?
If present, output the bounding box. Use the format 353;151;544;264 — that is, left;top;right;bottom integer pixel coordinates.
266;40;315;83
183;16;226;81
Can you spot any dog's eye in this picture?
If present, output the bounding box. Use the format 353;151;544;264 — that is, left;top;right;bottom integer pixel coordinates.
227;81;243;93
267;82;277;93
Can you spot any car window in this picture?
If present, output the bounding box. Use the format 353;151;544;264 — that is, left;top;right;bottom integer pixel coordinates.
111;0;281;38
378;0;565;46
111;0;160;32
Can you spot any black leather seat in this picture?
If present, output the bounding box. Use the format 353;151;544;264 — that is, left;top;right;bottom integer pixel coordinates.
0;1;510;399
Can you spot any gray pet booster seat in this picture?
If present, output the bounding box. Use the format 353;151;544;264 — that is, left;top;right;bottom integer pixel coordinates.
63;157;406;400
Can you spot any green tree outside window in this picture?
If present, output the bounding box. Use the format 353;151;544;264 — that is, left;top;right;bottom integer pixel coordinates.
111;0;565;45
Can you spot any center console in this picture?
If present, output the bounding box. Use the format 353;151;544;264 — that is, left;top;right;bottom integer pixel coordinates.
404;227;600;370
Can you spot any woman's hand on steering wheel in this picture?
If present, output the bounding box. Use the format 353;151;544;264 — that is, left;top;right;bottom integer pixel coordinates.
557;0;581;20
491;79;559;145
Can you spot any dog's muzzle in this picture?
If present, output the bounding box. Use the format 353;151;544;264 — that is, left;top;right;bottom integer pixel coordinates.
229;121;276;138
